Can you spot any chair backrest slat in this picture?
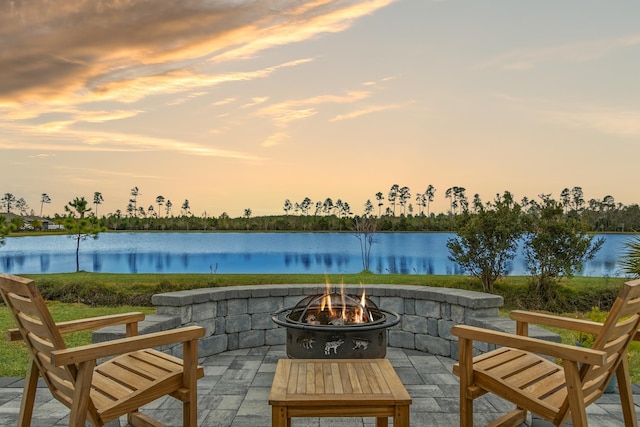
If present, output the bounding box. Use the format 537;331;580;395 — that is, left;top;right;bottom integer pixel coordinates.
0;274;78;406
580;280;640;400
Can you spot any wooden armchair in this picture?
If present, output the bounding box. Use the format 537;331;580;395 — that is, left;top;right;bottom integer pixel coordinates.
452;278;640;427
0;273;205;427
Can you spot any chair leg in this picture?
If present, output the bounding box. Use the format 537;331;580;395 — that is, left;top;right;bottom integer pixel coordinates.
69;361;95;427
18;360;39;427
616;357;638;427
458;337;474;427
183;339;199;427
563;361;588;427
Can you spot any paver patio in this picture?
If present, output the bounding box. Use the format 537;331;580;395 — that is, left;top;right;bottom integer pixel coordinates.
0;345;637;426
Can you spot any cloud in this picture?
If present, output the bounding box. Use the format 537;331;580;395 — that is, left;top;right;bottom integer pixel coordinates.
213;98;237;106
543;106;640;137
477;33;640;70
0;121;261;160
495;93;640;138
257;90;370;126
0;0;395;108
262;132;290;147
242;97;270;108
330;103;402;122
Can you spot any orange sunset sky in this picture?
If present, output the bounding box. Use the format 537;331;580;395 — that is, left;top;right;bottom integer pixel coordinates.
1;0;639;218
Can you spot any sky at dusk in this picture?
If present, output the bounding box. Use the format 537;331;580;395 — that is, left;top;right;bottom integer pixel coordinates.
2;0;639;218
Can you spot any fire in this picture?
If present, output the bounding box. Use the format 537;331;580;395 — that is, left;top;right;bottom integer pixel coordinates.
309;280;371;325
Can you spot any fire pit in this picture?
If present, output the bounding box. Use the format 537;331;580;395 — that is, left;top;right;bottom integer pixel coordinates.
272;288;400;359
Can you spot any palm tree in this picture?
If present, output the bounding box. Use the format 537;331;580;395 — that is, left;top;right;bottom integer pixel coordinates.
165;200;173;216
40;193;51;216
620;236;640;278
93;192;104;217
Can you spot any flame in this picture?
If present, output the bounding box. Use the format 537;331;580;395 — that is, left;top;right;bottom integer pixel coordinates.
313;278;371;325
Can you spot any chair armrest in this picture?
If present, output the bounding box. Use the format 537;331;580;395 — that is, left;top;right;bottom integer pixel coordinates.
510;310;603;335
451;324;606;366
51;325;205;366
510;310;640;342
6;312;146;342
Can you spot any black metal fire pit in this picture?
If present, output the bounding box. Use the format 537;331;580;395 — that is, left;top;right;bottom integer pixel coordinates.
272;291;400;359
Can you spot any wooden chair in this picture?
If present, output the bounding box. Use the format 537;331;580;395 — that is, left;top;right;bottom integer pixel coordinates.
452;278;640;427
0;273;205;427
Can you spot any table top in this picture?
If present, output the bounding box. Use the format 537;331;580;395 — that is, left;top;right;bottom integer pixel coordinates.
268;358;412;406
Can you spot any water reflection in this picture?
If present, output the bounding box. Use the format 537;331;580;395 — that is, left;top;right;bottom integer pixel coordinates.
0;232;633;277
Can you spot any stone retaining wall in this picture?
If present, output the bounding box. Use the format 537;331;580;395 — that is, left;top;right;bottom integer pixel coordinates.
92;284;559;359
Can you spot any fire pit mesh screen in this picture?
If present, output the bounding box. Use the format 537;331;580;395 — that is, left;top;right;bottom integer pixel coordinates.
272;290;400;359
286;292;385;326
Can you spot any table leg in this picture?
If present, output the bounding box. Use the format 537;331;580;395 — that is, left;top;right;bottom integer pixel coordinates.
394;404;410;427
375;416;389;427
271;405;288;427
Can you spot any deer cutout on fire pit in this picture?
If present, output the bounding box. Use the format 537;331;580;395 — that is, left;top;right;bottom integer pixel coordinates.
324;338;345;355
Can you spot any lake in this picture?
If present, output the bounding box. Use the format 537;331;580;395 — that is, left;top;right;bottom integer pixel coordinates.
0;232;633;277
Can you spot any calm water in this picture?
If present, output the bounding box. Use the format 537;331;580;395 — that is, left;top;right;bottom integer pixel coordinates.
0;232;633;277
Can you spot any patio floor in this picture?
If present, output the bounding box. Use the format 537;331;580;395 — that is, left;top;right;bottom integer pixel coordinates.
0;345;638;426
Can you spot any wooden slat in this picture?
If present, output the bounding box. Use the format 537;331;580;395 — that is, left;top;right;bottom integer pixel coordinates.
16;314;51;340
339;363;353;394
363;361;382;394
505;360;560;389
322;362;334;393
369;361;391;394
135;348;184;370
8;294;42;320
91;367;137;400
355;362;372;394
94;364;149;397
523;369;565;399
330;363;343;394
0;274;34;295
346;361;363;394
481;352;541;379
287;362;299;395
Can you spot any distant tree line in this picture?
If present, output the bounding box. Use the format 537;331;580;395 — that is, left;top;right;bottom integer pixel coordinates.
2;185;640;233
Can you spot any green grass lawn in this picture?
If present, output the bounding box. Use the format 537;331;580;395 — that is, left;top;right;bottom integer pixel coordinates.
0;302;154;377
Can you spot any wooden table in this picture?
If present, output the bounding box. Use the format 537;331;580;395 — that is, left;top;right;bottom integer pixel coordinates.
268;358;411;427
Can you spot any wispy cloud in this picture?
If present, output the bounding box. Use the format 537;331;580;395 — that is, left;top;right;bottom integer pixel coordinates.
242;97;270;109
213;98;237;106
257;91;370;126
542;106;640;137
262;132;290;148
477;33;640;70
330;103;402;122
495;93;640;138
0;121;260;160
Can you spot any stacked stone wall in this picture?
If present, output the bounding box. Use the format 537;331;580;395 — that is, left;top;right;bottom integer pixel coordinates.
93;284;558;359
